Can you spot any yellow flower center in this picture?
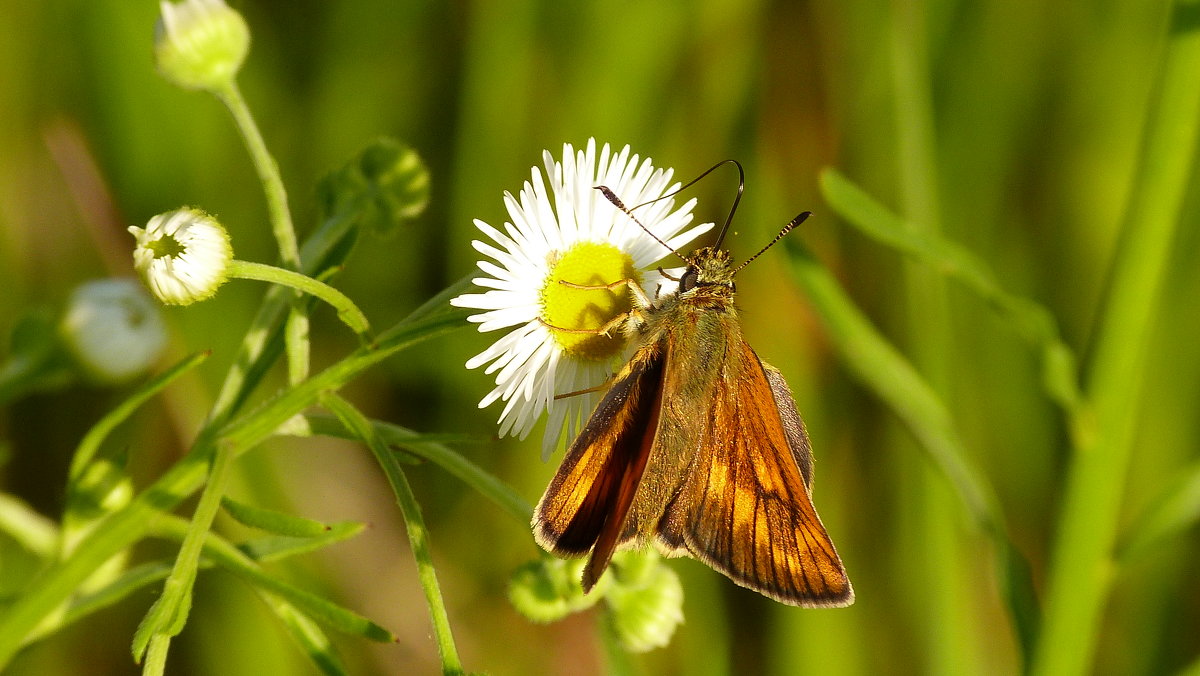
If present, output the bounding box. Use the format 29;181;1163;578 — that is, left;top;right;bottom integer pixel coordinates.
540;241;639;361
146;233;186;259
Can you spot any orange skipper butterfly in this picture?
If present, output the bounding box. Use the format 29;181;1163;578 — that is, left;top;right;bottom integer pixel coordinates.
533;163;853;607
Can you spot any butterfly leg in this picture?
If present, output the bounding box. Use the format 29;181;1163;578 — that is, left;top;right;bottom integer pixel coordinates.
537;308;642;338
552;378;615;400
557;277;652;308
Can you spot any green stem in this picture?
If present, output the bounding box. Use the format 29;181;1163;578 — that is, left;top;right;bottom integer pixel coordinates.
142;637;169;676
215;82;299;269
227;260;370;337
294;414;532;525
69;352;209;483
321;394;463;676
133;440;237;671
214;80;309;387
1033;3;1200;674
0;299;470;667
285;310;311;384
208;201;385;424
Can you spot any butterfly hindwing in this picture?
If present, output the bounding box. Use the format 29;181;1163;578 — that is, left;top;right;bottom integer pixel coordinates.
659;339;852;607
762;360;814;489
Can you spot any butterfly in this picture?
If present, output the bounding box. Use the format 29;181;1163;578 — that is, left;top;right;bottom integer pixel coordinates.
532;174;853;607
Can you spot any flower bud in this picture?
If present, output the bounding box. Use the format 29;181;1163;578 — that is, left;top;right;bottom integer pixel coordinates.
129;208;233;306
59;279;167;383
155;0;250;92
604;553;684;653
508;557;606;623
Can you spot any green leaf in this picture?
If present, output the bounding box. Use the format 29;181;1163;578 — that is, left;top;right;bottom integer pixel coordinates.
318;138;431;238
238;521;366;563
0;493;58;558
819;168;1086;418
267;598;349;676
293;414;532;525
1116;459;1200;563
320;393;463;673
785;241;1040;661
220;496;335;538
52;561;173;642
40;519;364;646
69;351;210;483
151;515;394;643
0;279;472;668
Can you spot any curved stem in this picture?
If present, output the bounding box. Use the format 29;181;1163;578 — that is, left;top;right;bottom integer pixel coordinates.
214;82;299;270
0;299;470;667
227;260;370;337
132;440;237;672
321;394;463;675
215;80;309;385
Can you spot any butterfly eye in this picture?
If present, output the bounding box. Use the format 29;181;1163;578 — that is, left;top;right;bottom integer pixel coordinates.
679;268;699;292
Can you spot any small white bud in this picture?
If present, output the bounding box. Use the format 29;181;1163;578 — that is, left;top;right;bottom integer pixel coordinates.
59;279;168;383
155;0;250;92
129;208;233;306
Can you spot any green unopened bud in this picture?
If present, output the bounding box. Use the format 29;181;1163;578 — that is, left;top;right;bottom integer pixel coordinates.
59;279;167;383
508;557;608;623
129;208;233;305
155;0;250;92
605;553;684;653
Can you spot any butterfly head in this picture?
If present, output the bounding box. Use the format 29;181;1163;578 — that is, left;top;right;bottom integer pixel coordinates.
679;247;736;295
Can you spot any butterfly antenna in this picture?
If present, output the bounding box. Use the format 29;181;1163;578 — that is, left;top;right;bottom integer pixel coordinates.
595;186;690;264
732;211;811;275
623;159;745;250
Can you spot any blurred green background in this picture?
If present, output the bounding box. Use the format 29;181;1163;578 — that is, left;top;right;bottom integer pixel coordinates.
2;0;1198;674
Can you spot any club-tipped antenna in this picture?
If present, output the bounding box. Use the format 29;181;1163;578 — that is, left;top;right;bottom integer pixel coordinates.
623;159;745;250
732;211;811;275
595;186;690;264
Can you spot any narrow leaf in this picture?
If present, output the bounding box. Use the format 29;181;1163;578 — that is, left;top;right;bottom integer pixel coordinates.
151;515;394;642
70;351;210;482
238;521;366;563
320;393;463;673
785;241;1040;660
266;597;349;676
294;413;532;524
221;496;333;538
819;168;1085;417
1117;459;1200;563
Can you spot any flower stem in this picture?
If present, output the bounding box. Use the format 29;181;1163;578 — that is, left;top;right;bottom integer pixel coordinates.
215;80;309;384
215;82;299;269
132;439;237;672
0;300;469;668
321;393;464;676
226;260;370;337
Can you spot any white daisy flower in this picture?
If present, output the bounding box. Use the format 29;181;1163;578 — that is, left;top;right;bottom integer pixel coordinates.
59;279;168;383
129;208;233;306
452;139;713;459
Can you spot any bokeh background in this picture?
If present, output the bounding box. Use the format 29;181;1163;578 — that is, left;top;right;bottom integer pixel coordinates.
2;1;1198;674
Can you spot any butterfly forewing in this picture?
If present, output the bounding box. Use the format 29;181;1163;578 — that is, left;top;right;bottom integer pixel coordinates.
533;344;666;576
660;338;853;607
